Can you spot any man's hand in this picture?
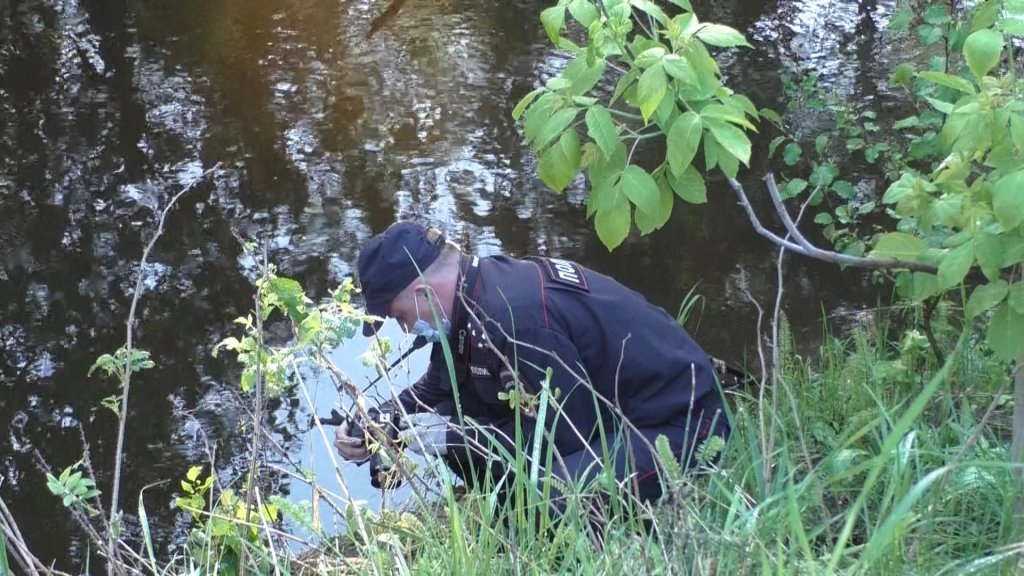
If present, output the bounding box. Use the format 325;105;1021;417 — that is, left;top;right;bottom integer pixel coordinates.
334;419;370;463
398;412;451;457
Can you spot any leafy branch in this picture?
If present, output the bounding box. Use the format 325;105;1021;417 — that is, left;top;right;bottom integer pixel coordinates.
105;163;220;574
727;174;940;274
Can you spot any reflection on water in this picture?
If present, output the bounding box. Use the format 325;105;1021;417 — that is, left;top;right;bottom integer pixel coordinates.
1;0;898;568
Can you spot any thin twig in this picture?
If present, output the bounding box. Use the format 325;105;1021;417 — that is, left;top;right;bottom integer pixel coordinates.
773;193;831;537
292;362;383;576
241;240;269;576
108;163;220;576
738;282;770;485
941;385;1006;487
0;496;48;575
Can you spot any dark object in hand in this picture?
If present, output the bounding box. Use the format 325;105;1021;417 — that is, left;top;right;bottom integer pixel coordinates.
317;409;346;427
349;408;405;490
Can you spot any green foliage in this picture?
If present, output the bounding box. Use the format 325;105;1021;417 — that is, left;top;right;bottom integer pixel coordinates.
0;530;8;576
173;466;281;573
879;12;1024;360
214;270;367;394
675;282;705;334
516;0;760;250
88;347;155;380
767;0;1024;362
46;460;102;512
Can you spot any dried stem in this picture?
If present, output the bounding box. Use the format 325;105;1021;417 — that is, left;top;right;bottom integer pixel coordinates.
240;240;272;575
108;163;220;575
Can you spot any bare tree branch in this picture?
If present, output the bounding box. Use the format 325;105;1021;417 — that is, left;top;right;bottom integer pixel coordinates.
727;174;939;274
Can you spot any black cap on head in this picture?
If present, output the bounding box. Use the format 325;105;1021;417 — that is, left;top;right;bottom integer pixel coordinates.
357;221;444;336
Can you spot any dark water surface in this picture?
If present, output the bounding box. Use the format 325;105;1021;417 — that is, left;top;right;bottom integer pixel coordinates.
1;0;900;568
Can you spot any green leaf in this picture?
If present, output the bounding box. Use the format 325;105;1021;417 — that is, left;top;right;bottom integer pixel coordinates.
540;6;566;44
539;130;582;192
637;65;668;122
832;180;855;199
635;179;674;234
512;88;543;121
871;232;927;261
681;41;721;100
918;24;944;45
669;164;706;204
815;134;828;155
966;280;1008;318
890;63;915;86
1009;283;1024;314
1009;114;1024;155
918;71;976;94
987;302;1024;361
611;68;639;106
1000;17;1024;36
620;165;661;216
187;465;203;482
594;186;631;250
912;272;940;301
667;0;692;10
809;163;839;188
667;112;702;177
783;142;801;166
661;54;697;85
893;116;920;130
760;108;783;128
726;94;759;119
563;58;607;96
993;170;1024;230
890;8;912;31
588;141;626;190
937;239;975;291
925;96;954;114
703;135;720;170
814;213;833;225
635;47;668;69
704;118;751;166
533;107;579;151
963;29;1004;78
546;77;572;91
631;0;670;25
267;277;308;322
568;0;599;26
975;229;1004;281
717;146;740;178
925;4;951;24
971;0;1000;31
585;107;620;160
523;92;558;141
782;179;808;199
699;103;757;130
694;24;751;47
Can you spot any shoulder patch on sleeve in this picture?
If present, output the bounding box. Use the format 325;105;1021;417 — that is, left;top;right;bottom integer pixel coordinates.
536;257;589;292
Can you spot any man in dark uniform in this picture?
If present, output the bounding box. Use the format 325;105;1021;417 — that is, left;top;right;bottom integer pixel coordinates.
335;221;729;504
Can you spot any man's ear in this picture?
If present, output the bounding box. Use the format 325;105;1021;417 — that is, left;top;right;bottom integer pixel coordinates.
414;283;436;302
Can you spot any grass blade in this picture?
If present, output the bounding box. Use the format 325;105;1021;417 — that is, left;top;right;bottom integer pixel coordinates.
826;329;967;572
859;465;949;565
0;528;10;576
138;483;161;575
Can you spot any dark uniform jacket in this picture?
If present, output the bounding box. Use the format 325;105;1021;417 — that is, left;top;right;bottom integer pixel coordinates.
390;253;720;457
